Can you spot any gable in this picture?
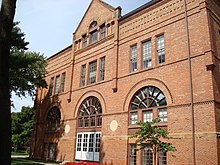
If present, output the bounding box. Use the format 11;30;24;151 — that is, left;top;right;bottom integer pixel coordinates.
74;0;116;39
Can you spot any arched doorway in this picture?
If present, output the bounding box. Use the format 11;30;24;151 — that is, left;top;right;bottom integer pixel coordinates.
75;96;102;162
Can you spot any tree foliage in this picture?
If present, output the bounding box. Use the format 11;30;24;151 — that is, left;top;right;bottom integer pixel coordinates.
130;119;176;164
10;22;47;97
131;119;176;153
11;106;34;148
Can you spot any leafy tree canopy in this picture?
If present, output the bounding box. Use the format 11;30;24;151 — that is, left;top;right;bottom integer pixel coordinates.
10;22;47;97
130;119;176;153
11;106;34;147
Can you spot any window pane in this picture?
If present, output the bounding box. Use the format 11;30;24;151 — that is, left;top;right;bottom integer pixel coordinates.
99;57;105;81
130;144;137;165
80;64;86;87
83;134;88;151
142;40;152;68
60;72;66;93
97;116;102;126
78;118;83;127
90;30;98;44
95;133;101;152
130;45;137;72
143;110;153;122
158;108;167;122
130;112;138;125
159;151;167;165
82;35;87;48
88;61;97;84
90;116;96;127
49;77;54;96
157;35;165;64
54;75;60;94
89;134;94;152
84;117;89;127
100;25;106;39
77;134;82;151
142;146;153;165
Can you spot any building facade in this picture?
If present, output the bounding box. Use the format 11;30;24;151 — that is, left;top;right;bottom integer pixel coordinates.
31;0;220;164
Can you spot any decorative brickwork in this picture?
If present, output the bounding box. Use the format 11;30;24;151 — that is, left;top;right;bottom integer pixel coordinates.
31;0;220;165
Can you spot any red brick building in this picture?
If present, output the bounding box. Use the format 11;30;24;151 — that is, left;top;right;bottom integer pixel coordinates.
31;0;220;164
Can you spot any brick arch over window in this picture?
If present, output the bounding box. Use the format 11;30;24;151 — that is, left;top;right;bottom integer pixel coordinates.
123;78;173;112
77;96;102;128
74;90;106;118
129;86;168;124
45;106;61;132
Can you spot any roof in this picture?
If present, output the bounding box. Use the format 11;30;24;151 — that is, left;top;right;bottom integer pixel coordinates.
119;0;161;21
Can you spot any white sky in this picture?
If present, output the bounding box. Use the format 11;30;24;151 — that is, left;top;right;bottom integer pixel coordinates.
11;0;151;112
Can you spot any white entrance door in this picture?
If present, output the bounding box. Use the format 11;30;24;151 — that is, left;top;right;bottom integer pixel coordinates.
75;132;101;162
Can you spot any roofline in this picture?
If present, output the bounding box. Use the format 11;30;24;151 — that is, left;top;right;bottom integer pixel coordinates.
47;44;72;61
119;0;161;21
74;0;116;34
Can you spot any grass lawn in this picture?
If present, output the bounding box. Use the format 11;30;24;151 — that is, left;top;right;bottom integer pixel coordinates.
11;158;43;165
11;158;60;165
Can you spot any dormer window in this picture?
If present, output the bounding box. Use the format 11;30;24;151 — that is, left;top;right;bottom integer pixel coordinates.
89;21;98;44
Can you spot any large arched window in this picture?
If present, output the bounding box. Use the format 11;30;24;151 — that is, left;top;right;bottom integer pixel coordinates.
129;86;167;125
76;96;102;162
46;107;61;132
78;96;102;128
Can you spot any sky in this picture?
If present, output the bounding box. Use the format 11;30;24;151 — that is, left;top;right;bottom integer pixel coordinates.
11;0;150;112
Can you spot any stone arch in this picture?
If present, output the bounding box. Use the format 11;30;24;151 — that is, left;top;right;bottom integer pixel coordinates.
123;78;173;112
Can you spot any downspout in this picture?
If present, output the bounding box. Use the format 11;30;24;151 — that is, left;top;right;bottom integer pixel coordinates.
183;0;196;164
68;34;75;102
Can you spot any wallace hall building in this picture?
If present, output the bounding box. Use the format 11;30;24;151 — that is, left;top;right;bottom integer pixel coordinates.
31;0;220;164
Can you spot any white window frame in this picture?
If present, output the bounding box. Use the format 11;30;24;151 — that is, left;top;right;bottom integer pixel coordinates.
75;132;101;162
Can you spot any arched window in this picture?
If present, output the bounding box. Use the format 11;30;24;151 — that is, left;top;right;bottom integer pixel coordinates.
129;86;167;124
78;96;102;128
46;107;61;132
76;96;102;162
89;21;98;44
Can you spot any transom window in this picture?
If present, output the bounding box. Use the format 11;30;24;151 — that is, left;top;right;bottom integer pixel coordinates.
130;86;167;124
46;107;61;132
78;96;102;128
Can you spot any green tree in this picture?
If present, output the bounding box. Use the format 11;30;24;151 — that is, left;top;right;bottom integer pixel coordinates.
0;0;17;163
11;106;34;151
130;119;176;165
10;22;47;97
